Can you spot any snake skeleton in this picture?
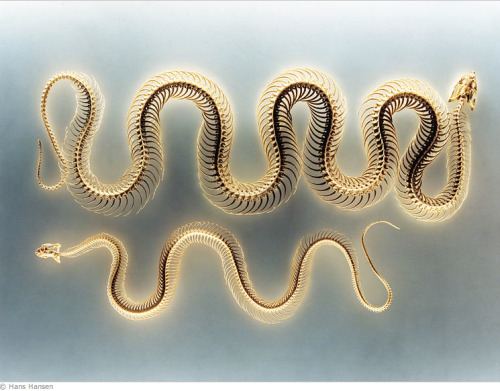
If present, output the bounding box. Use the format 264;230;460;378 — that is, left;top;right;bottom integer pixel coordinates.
37;69;476;221
35;221;397;323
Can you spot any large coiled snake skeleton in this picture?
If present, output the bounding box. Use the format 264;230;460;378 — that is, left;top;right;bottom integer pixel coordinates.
36;220;397;323
37;69;476;221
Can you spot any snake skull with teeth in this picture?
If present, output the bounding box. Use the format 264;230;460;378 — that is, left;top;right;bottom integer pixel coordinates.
35;243;61;263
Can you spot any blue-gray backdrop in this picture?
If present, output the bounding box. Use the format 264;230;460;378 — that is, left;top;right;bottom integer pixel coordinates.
1;1;499;381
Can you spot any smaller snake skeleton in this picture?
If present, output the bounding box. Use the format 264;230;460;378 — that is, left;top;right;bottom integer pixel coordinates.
35;221;397;323
37;69;476;221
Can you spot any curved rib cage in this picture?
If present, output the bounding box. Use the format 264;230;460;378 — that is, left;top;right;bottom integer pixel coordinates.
37;69;476;221
35;221;398;323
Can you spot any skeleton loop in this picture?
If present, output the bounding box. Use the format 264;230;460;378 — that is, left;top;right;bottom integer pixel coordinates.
37;69;476;221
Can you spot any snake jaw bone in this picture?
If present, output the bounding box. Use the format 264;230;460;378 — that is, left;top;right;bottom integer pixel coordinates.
449;71;477;110
35;243;62;263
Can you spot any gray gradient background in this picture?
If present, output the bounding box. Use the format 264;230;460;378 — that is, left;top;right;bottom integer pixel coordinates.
1;1;499;382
